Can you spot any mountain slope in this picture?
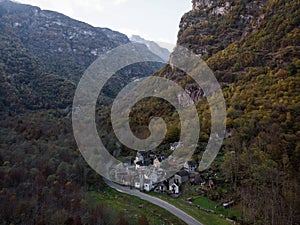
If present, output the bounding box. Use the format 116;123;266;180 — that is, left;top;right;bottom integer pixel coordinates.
143;0;299;224
0;0;129;81
0;24;76;116
0;1;167;224
0;0;164;117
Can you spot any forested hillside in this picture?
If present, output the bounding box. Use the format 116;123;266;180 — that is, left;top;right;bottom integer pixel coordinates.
0;0;163;117
0;1;165;224
128;0;299;224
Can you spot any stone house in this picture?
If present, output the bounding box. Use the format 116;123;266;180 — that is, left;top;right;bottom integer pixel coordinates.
184;160;198;173
175;170;189;184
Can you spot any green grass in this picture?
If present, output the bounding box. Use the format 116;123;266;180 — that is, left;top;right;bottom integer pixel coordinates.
148;192;234;225
193;196;218;210
89;187;187;225
90;185;239;225
193;197;240;220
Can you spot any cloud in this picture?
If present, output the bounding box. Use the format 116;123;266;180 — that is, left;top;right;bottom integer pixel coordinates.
17;0;104;14
17;0;105;27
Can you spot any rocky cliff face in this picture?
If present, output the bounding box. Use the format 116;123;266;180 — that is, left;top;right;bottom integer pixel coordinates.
159;0;298;103
178;0;269;58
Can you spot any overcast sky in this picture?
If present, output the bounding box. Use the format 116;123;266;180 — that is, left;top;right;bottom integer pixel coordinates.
17;0;192;44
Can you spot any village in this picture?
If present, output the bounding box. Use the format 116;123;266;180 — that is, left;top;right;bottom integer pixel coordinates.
109;142;217;196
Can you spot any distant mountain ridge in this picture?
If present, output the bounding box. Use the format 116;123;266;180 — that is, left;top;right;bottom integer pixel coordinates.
130;35;171;62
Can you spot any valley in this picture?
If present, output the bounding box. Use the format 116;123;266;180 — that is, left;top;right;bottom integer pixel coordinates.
0;0;299;224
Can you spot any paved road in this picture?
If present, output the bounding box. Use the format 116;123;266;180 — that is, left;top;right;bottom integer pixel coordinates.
104;179;203;225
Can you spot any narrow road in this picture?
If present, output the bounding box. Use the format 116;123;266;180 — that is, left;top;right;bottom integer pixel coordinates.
104;179;203;225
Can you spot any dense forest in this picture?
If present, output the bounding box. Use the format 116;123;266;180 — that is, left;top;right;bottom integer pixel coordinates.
0;1;163;224
126;0;300;224
171;0;299;224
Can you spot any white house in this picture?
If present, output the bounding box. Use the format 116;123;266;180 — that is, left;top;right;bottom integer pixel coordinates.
134;178;141;189
143;179;154;192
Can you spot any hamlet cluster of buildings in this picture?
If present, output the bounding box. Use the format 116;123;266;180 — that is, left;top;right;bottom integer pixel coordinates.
110;143;215;195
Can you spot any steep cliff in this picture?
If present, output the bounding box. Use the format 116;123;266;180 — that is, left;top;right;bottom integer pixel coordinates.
179;0;269;58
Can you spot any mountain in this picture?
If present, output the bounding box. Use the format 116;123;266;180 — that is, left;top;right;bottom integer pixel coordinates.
0;1;166;224
130;34;171;62
0;0;299;224
132;0;299;224
0;0;164;117
0;0;129;81
155;41;175;52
